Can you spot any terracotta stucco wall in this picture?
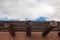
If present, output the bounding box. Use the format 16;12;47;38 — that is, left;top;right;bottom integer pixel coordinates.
0;31;60;40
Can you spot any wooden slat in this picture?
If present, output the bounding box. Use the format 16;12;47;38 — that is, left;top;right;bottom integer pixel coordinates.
0;21;60;32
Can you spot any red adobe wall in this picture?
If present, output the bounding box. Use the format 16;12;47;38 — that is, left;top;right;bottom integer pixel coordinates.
0;31;60;40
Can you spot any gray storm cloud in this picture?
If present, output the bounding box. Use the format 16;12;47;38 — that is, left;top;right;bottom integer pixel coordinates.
0;0;59;21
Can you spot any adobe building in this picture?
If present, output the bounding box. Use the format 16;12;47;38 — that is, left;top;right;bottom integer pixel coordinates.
0;21;60;40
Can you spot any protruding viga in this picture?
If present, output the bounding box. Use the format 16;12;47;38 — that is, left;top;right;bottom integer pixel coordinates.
42;20;57;37
26;20;32;37
4;22;15;37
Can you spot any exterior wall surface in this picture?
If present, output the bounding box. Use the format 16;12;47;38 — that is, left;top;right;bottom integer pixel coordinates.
0;32;60;40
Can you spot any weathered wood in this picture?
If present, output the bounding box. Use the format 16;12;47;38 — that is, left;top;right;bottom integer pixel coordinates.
0;21;60;32
4;22;15;37
42;20;58;37
58;32;60;37
26;21;32;37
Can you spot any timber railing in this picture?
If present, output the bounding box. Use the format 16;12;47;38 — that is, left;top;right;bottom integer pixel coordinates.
0;21;60;32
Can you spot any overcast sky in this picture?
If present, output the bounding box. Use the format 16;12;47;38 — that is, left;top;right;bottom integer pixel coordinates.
0;0;60;21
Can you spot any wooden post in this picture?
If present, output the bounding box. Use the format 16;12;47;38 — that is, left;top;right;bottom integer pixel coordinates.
42;20;57;37
58;32;60;37
26;20;32;37
4;22;15;37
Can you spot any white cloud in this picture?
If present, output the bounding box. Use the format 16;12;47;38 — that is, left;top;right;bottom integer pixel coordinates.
0;0;55;21
47;17;60;21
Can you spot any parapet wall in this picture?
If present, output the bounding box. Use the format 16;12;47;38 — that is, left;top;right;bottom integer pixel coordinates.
0;32;60;40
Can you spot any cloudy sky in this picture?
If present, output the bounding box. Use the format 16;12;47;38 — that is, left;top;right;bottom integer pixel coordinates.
0;0;60;21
